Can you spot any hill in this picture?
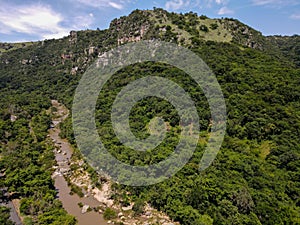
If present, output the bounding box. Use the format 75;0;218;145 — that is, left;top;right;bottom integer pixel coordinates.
0;8;299;225
267;35;300;67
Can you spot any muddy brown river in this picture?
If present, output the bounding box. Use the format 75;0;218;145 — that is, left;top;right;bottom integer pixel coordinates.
49;100;107;225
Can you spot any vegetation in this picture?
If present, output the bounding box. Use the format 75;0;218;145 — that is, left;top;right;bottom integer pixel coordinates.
0;104;76;224
0;206;15;225
103;207;117;220
69;183;84;198
267;35;300;67
0;8;299;225
132;199;145;216
0;42;35;55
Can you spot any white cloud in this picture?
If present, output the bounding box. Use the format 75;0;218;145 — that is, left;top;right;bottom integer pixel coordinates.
0;3;97;40
71;15;95;30
252;0;298;6
217;6;234;15
203;0;228;9
42;31;71;40
165;0;190;11
215;0;226;5
253;0;281;5
0;4;70;39
74;0;128;9
108;2;124;9
290;13;300;20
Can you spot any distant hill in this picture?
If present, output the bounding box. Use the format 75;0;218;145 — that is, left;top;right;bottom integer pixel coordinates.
0;42;34;55
267;35;300;66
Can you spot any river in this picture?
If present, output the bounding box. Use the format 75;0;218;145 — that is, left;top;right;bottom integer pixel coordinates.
49;100;107;225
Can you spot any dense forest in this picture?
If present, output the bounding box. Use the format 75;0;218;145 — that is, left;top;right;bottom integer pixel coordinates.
0;8;299;225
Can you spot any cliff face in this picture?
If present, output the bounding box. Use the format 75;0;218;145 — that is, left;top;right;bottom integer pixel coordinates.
109;10;153;45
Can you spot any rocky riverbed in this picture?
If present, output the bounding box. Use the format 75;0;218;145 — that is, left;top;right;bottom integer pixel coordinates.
49;100;179;225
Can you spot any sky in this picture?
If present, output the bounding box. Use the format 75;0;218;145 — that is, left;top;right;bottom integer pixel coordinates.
0;0;299;42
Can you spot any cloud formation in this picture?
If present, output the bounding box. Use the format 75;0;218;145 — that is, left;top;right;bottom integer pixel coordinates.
290;13;300;20
0;2;96;40
215;0;227;5
252;0;298;6
218;6;234;15
165;0;190;11
108;2;124;9
0;3;69;39
74;0;127;9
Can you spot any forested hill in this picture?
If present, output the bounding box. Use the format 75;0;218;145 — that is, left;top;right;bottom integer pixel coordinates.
266;35;300;67
0;8;300;225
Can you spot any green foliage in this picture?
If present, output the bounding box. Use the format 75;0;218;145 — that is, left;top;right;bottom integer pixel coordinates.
103;207;117;220
0;206;14;225
0;79;76;223
197;214;213;225
210;23;218;30
267;35;300;67
23;217;34;225
31;111;51;142
69;183;84;198
200;25;209;32
132;199;145;216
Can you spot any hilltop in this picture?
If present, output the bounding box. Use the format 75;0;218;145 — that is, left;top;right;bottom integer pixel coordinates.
0;8;293;60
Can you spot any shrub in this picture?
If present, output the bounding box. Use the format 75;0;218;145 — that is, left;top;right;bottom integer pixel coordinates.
70;184;84;198
132;199;145;216
200;25;209;32
210;23;219;30
103;207;117;220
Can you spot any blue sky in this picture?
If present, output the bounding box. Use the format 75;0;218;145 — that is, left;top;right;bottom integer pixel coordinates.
0;0;299;42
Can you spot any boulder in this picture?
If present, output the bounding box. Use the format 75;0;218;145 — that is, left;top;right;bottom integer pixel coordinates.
81;205;90;214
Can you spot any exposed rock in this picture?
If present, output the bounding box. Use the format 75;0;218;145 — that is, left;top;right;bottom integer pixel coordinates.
92;183;114;207
21;59;32;65
121;204;133;211
81;205;90;214
71;66;78;75
88;46;97;55
61;53;73;60
10;115;17;122
69;31;77;44
111;10;151;45
144;211;152;217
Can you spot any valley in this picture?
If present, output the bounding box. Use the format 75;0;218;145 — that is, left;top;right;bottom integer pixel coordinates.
0;8;299;225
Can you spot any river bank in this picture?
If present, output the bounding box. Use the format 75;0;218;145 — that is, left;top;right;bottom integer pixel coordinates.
0;198;23;225
49;100;107;225
49;100;179;225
